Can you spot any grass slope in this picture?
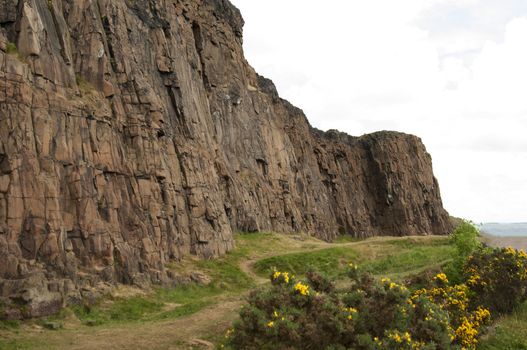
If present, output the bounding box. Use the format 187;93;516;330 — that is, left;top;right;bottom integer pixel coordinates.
254;237;453;281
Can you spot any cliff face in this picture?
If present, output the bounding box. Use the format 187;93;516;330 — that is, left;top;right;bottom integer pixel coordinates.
0;0;452;318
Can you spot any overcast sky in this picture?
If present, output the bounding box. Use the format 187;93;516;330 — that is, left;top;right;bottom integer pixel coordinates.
230;0;527;223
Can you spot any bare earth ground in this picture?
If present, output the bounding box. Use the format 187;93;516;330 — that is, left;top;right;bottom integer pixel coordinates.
0;293;243;350
0;235;445;350
480;232;527;251
5;299;241;350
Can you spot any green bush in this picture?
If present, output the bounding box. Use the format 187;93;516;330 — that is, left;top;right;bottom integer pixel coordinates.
464;247;527;314
445;221;481;283
451;221;481;257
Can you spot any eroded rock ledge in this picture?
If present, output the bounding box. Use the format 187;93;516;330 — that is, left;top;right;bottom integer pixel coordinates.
0;0;452;318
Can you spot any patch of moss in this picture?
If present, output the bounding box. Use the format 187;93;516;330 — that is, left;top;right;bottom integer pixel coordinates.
4;41;30;64
75;74;96;95
5;42;18;54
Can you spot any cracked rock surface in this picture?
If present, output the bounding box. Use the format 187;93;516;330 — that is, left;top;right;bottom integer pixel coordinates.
0;0;452;318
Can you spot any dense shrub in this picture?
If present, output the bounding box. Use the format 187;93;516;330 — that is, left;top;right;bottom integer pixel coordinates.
412;273;491;349
445;221;481;283
464;247;527;314
224;267;471;350
345;274;455;350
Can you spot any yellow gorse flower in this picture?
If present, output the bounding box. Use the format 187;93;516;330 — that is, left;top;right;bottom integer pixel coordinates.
403;332;412;342
380;277;408;291
434;273;449;283
224;328;233;339
455;317;479;348
283;272;290;283
344;306;358;320
472;307;491;326
387;331;422;348
272;271;290;283
391;333;402;343
294;282;310;296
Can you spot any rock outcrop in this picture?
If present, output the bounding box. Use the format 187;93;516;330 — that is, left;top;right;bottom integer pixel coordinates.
0;0;452;318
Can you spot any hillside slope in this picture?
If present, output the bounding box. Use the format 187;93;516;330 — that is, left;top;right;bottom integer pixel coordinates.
0;0;451;317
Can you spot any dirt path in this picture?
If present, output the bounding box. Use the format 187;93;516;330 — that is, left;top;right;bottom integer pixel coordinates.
238;258;267;285
11;297;242;350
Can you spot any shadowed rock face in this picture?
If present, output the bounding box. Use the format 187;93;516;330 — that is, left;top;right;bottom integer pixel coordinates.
0;0;452;317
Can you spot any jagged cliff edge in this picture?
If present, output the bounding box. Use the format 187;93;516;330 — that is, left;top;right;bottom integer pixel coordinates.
0;0;452;318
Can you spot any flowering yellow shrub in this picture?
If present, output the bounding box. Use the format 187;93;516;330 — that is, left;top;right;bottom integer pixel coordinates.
454;307;490;349
464;247;527;314
411;273;491;349
225;267;460;349
226;246;527;350
413;282;469;313
455;317;478;348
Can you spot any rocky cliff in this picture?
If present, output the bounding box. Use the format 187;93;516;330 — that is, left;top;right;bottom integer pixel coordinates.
0;0;452;318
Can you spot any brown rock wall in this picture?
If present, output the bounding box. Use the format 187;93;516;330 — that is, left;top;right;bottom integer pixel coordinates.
0;0;452;318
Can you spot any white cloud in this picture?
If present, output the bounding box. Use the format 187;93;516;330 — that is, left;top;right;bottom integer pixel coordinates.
231;0;527;223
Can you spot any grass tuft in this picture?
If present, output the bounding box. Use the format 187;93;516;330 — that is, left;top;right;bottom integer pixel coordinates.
479;302;527;349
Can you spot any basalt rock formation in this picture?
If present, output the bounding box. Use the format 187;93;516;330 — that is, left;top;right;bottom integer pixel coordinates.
0;0;452;318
